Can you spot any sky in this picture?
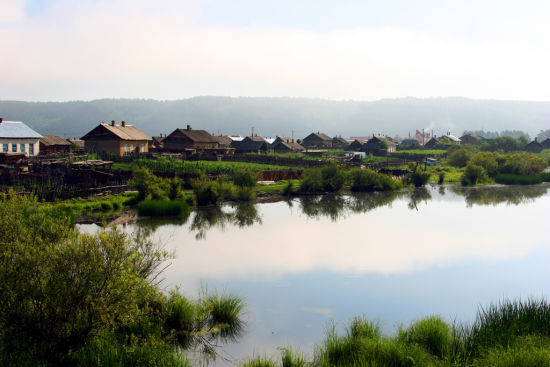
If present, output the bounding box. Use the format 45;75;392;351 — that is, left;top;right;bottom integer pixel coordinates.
1;0;549;101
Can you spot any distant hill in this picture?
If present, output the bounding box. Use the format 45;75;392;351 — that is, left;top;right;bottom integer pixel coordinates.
0;97;548;139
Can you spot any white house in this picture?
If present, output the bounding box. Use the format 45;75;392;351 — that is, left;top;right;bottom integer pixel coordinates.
0;118;43;156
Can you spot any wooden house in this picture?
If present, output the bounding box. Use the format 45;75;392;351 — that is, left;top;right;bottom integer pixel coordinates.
398;138;421;150
347;139;365;151
81;120;151;156
0;118;42;156
230;136;268;153
301;132;332;149
525;139;543;153
215;135;233;148
332;136;350;149
460;134;482;145
363;136;397;154
540;138;550;149
162;125;219;152
39;134;71;155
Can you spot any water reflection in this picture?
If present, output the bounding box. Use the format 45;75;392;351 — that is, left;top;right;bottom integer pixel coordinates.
450;185;549;207
407;187;432;211
191;202;262;240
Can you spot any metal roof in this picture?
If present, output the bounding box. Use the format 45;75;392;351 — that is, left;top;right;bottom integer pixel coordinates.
0;121;43;139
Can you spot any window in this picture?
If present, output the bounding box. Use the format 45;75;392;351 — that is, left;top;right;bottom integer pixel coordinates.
140;144;145;152
20;144;25;153
2;144;6;152
123;144;128;153
12;144;17;152
29;143;34;155
130;144;134;151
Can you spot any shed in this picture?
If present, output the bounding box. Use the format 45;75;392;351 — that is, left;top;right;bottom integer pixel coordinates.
39;134;71;155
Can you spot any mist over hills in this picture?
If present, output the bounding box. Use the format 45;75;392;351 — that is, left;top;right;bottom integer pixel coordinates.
0;97;548;139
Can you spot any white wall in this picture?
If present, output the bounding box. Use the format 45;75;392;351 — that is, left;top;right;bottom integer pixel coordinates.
0;138;40;156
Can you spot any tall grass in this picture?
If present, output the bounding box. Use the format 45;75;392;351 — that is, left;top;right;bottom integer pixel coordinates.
137;199;190;217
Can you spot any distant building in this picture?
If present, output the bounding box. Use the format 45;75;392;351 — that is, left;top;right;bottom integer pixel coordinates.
398;139;421;150
39;134;71;155
81;120;151;156
363;136;397;154
162;125;219;151
347;139;365;151
540;138;550;149
425;133;461;149
215;135;233;148
525;139;544;153
271;140;304;153
332;136;350;149
301;132;332;149
231;137;269;153
0;118;42;156
460;134;482;145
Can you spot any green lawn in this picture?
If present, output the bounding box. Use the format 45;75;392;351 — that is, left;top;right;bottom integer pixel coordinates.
393;149;448;156
112;159;294;174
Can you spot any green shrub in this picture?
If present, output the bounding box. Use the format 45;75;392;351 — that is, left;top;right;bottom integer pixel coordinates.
410;170;431;187
137;199;190;217
448;148;474;167
500;153;547;175
234;186;256;202
100;201;113;210
321;163;346;192
300;168;323;193
399;316;452;359
470;151;500;177
462;163;488;185
282;181;294;196
233;169;257;188
540;172;550;182
192;179;220;206
350;169;399;192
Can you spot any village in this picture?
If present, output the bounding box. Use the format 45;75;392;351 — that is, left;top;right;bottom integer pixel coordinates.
0;117;549;201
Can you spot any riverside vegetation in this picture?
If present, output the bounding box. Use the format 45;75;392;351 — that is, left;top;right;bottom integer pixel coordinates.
243;299;550;367
0;191;245;366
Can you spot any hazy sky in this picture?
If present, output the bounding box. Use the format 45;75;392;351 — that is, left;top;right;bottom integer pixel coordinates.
1;0;549;101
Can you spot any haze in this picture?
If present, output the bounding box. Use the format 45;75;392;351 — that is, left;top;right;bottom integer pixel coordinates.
1;0;550;102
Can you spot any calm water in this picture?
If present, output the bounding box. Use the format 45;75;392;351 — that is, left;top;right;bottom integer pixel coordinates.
81;184;550;364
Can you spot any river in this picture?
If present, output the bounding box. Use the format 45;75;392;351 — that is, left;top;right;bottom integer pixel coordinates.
79;184;550;365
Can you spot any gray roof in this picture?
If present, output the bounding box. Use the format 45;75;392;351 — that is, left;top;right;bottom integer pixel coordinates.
40;134;71;146
0;121;42;139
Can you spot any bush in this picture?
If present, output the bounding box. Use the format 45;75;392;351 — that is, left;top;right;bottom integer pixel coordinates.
438;172;445;184
299;168;323;193
410;170;431;187
233;169;257;188
321;163;346;192
470;152;499;177
350;169;399;192
192;179;220;206
462;163;488;185
137;199;190;217
448;148;474;167
399;316;452;359
234;186;256;202
500;153;547;175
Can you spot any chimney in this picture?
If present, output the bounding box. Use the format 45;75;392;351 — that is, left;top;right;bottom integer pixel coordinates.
111;120;116;127
122;121;126;127
186;125;191;131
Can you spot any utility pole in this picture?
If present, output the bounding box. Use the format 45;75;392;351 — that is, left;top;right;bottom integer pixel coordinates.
251;127;254;137
292;130;294;142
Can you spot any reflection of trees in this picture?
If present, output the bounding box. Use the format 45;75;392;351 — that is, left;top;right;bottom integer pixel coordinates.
190;203;263;240
348;191;398;214
407;187;432;210
298;195;347;221
136;212;191;232
450;185;548;207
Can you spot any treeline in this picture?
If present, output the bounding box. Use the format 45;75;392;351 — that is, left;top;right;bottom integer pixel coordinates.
463;130;530;139
0;192;245;366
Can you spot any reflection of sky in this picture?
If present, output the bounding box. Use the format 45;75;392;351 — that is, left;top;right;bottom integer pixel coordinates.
78;186;550;364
